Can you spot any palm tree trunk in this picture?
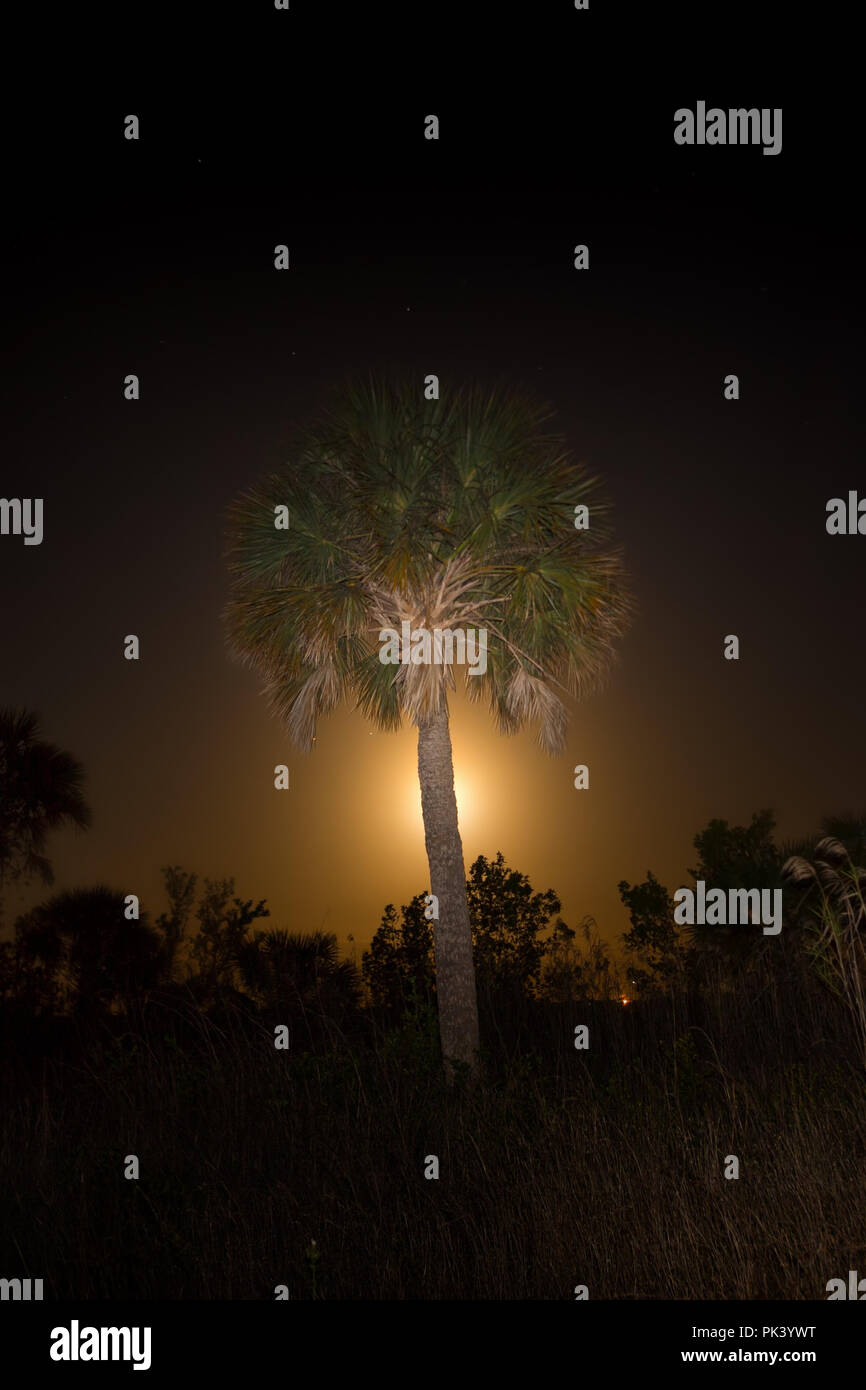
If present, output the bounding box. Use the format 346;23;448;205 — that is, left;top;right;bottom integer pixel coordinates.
416;703;480;1080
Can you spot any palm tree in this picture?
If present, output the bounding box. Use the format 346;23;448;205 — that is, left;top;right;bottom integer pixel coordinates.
14;885;164;1016
0;708;91;906
236;928;362;1042
224;376;633;1077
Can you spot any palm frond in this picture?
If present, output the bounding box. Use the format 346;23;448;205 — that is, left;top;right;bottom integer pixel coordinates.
224;375;634;752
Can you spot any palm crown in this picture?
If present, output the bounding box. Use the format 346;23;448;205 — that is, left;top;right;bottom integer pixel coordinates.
225;375;633;752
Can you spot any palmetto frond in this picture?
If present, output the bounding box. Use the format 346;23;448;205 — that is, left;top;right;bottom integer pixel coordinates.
225;375;634;752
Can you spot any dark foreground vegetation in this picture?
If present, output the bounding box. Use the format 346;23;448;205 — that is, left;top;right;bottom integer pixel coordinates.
3;711;865;1297
2;807;865;1299
1;967;864;1299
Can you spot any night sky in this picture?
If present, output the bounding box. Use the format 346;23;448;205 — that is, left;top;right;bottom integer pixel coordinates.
3;32;862;958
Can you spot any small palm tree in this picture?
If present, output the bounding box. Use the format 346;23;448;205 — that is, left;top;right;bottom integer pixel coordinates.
14;885;164;1015
225;375;633;1077
0;708;91;903
237;928;361;1041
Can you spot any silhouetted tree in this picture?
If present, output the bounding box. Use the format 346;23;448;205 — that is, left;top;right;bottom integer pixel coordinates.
362;894;435;1015
225;376;633;1078
690;809;781;887
237;929;362;1042
365;852;564;1012
12;886;163;1017
189;878;269;1000
154;865;198;982
686;809;783;970
0;709;91;920
618;871;683;989
468;851;560;999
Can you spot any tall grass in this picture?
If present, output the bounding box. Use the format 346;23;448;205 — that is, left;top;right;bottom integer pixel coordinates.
2;949;864;1299
784;837;866;1069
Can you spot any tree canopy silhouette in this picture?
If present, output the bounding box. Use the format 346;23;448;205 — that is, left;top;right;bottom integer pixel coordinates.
364;852;570;1010
12;886;163;1016
0;708;91;902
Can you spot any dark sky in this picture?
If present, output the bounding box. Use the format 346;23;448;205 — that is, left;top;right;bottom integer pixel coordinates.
2;28;862;955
